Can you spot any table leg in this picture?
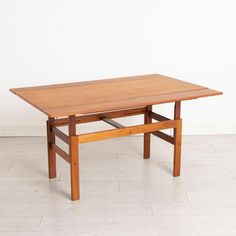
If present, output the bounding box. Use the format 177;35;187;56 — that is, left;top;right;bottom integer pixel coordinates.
173;101;182;177
144;105;152;159
69;115;80;200
47;118;56;178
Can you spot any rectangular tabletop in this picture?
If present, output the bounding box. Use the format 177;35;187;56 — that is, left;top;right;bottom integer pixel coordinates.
10;74;222;117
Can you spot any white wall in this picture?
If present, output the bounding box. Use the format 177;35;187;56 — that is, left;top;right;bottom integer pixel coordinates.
0;0;235;136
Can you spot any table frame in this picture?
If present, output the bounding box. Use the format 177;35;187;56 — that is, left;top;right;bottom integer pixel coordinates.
46;101;182;201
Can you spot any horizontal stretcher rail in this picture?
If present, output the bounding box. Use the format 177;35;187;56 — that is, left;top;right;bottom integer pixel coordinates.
150;111;170;121
53;107;146;127
101;118;125;128
151;130;174;144
78;119;180;144
52;144;70;163
52;126;69;144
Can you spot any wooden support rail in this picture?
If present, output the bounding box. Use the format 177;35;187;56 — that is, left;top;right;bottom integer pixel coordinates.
151;131;174;144
52;126;69;144
78;120;178;144
52;144;70;163
101;118;125;128
53;107;146;127
150;111;170;121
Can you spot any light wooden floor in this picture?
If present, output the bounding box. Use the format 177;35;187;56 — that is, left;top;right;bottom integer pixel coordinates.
0;135;236;235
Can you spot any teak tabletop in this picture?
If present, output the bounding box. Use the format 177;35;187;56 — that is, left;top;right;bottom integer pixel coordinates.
10;74;222;201
10;74;221;117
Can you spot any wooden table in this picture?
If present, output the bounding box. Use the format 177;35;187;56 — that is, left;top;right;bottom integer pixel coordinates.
10;74;222;200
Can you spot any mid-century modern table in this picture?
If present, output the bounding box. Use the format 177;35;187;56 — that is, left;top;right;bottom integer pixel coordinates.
10;74;222;200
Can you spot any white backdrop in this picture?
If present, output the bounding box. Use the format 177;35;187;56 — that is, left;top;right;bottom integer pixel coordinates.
0;0;234;136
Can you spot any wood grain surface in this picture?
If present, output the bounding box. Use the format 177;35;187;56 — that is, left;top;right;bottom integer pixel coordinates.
10;74;222;117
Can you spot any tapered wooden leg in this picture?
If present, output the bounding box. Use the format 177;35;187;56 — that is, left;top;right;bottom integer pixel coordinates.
144;105;152;159
47;118;56;178
173;102;182;177
69;115;80;200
